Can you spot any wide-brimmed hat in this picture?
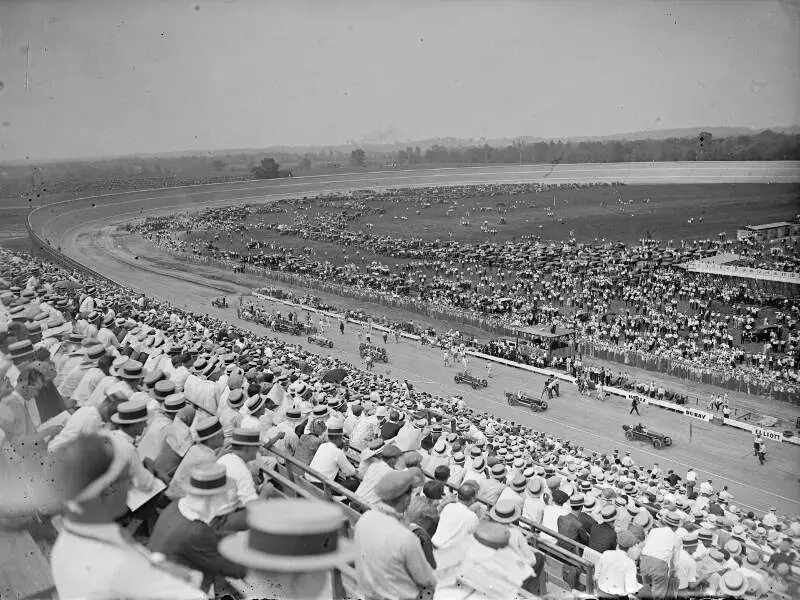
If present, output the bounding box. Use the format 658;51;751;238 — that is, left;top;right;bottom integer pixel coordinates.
663;511;682;528
490;463;506;480
110;399;149;425
231;428;261;447
489;499;522;524
219;499;355;572
184;463;233;497
143;369;165;388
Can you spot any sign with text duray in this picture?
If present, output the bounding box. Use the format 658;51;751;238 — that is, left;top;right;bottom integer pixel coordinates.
684;408;712;422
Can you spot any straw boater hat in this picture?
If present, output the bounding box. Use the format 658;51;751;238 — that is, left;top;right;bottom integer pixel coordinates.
489;499;522;524
82;344;106;362
111;399;149;425
7;340;35;363
154;380;176;402
184;463;233;497
164;393;187;414
718;570;747;598
231;428;262;447
601;504;618;523
227;388;245;410
195;417;224;442
284;408;303;422
219;499;356;572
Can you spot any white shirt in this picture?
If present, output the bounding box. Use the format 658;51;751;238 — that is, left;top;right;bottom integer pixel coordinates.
595;549;643;596
109;430;156;493
217;452;258;510
136;412;172;462
71;367;106;407
306;441;356;483
355;460;393;507
47;406;104;453
641;526;681;566
522;495;546;525
166;443;217;499
51;519;205;600
675;549;697;589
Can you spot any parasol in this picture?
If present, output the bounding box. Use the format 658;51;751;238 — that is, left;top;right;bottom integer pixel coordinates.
320;368;348;383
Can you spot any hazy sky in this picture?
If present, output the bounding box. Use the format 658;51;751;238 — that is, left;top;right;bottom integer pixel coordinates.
1;0;798;161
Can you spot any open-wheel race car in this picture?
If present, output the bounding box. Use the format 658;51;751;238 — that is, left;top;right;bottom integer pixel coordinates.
622;423;673;448
359;342;388;363
274;319;303;335
307;334;334;349
505;391;548;412
211;297;228;308
454;371;488;389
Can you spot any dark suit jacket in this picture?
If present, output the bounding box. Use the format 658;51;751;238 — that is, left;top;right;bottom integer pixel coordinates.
381;420;404;440
149;501;246;590
588;522;618;553
557;511;589;549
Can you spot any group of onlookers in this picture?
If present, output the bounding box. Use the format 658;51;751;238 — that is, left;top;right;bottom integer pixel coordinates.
1;246;798;600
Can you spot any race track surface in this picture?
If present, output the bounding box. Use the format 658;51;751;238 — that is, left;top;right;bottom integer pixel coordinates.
30;162;800;515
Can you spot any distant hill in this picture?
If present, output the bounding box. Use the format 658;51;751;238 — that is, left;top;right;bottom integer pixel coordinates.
3;125;799;166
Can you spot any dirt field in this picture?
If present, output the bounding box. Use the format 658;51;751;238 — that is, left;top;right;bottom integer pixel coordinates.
182;183;800;254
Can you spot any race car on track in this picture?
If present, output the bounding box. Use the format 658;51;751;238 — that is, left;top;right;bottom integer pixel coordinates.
274;319;303;335
622;423;673;448
307;334;334;349
505;391;548;411
454;371;488;389
211;297;228;308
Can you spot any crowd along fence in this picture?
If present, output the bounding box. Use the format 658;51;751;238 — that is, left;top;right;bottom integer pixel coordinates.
167;247;796;403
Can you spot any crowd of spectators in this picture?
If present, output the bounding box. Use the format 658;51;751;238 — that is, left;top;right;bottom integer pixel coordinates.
130;185;799;404
1;246;798;600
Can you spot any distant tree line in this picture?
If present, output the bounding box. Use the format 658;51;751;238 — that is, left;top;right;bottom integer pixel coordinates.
403;130;800;165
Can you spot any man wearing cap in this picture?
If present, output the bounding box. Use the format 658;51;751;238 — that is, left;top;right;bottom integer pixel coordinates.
50;433;207;600
148;463;247;591
356;443;401;506
354;469;437;600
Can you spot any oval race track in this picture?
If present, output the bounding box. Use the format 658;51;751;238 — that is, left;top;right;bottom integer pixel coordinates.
29;161;800;515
